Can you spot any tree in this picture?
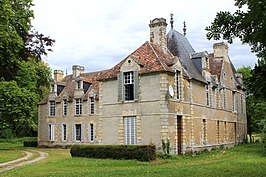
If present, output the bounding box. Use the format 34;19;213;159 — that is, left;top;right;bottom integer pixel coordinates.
206;0;266;58
207;0;266;150
0;81;39;137
0;0;54;137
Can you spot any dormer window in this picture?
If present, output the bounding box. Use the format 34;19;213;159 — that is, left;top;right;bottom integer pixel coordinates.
49;100;55;116
75;98;82;115
51;84;55;92
124;72;134;100
90;97;95;115
118;71;139;101
77;80;81;89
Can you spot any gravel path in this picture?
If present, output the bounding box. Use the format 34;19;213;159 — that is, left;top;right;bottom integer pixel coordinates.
0;150;48;173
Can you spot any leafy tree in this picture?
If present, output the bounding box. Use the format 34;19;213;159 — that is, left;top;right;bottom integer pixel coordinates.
206;0;266;58
0;81;39;137
207;0;266;150
0;0;54;137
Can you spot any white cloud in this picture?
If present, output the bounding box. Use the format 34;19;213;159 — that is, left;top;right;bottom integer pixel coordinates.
32;0;257;75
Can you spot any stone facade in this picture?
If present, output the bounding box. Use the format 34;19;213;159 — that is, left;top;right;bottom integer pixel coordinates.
38;18;247;154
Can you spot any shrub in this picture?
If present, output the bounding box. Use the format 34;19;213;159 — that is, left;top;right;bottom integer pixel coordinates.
23;141;37;147
70;144;156;161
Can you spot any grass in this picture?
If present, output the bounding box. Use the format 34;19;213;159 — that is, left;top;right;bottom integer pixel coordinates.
0;141;265;177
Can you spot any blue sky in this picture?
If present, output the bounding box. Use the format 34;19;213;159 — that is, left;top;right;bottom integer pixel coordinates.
32;0;257;75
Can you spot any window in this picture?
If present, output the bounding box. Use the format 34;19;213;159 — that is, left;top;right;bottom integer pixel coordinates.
176;71;180;100
77;81;81;89
48;124;55;141
233;91;237;112
49;101;55;116
223;88;227;109
90;97;95;115
118;71;138;101
89;123;94;142
124;116;136;144
206;84;210;106
51;84;55;92
62;124;67;141
124;72;134;100
75;99;82;115
217;121;220;144
63;100;68;116
75;124;81;141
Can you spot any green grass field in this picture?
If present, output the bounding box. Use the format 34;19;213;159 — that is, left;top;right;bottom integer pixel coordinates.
0;140;265;177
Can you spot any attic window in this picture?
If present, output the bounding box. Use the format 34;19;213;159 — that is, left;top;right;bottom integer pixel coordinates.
128;60;131;63
51;84;55;92
77;81;81;89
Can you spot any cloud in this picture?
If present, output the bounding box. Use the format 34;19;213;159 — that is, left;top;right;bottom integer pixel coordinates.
32;0;257;75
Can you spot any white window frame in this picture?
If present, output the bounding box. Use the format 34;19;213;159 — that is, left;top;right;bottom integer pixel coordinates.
75;99;82;115
75;124;82;141
88;123;95;142
205;84;210;106
124;71;134;101
49;100;56;117
90;97;95;115
61;124;67;141
176;70;180;100
48;123;55;141
124;116;136;145
63;99;68;116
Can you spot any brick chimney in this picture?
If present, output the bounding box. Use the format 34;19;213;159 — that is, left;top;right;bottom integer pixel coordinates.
72;65;84;79
54;70;64;82
213;42;228;58
149;18;168;51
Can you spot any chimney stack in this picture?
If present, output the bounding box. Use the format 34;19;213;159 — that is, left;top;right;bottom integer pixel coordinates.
213;42;228;58
149;18;168;51
54;70;64;82
72;65;84;79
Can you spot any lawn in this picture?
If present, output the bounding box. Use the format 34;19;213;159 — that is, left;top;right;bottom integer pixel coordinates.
0;141;265;177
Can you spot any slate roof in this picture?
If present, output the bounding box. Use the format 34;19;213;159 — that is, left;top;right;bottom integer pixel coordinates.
167;29;206;83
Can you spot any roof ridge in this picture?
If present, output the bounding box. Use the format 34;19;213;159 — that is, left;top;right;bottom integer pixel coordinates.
148;42;167;71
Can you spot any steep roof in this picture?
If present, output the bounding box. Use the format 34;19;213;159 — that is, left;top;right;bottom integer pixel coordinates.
167;29;206;83
98;41;175;80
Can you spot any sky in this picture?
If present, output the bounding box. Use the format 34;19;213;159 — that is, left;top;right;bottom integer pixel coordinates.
32;0;257;75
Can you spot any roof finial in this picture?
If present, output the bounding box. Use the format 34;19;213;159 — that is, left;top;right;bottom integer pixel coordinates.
183;21;187;36
170;13;174;29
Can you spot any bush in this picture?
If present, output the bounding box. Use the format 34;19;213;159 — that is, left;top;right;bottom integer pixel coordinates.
23;141;37;147
70;144;156;162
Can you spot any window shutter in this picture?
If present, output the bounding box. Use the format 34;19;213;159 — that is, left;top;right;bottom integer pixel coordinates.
81;124;85;142
118;72;124;101
51;124;55;141
133;71;139;100
72;124;76;142
61;124;64;141
88;124;91;142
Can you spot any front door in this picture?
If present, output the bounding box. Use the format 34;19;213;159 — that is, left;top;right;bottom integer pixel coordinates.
177;116;182;155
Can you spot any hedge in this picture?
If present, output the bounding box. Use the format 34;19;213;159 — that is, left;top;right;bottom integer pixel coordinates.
70;144;156;161
23;141;37;147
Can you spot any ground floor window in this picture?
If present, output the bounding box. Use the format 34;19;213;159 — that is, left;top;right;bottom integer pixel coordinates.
89;123;94;142
62;124;67;141
48;124;55;141
124;116;136;144
75;124;81;141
